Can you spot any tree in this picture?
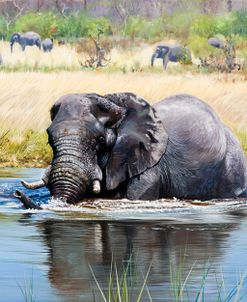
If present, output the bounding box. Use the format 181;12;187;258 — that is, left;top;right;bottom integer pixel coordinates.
0;0;26;30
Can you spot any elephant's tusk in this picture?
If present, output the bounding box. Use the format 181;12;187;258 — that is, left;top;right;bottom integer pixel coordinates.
21;165;51;190
92;180;101;194
21;179;46;189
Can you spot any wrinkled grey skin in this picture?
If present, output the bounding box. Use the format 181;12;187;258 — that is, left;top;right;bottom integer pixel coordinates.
42;38;53;52
208;37;225;49
10;31;41;53
151;44;191;69
21;93;247;205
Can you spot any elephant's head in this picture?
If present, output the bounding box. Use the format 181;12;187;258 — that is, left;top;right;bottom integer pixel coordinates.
10;32;21;53
156;46;170;57
24;93;167;204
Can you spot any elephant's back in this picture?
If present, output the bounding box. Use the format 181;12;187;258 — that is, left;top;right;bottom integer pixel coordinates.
154;94;227;163
23;32;41;41
168;46;183;61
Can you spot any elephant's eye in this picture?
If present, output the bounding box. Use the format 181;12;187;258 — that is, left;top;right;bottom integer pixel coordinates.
98;136;106;146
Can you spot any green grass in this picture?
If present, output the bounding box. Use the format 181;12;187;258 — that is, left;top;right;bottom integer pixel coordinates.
0;128;246;168
90;258;247;302
18;273;36;302
235;129;247;154
90;257;152;302
0;129;52;167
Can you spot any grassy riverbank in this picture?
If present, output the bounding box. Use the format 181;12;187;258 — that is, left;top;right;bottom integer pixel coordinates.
0;71;246;167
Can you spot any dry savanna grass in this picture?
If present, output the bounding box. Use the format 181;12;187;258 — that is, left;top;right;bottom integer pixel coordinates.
0;71;246;130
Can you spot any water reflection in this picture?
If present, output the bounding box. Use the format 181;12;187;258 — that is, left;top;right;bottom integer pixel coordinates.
37;218;241;302
1;168;247;301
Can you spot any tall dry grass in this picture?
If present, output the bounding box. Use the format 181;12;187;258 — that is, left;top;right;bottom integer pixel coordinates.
0;72;246;131
0;41;81;70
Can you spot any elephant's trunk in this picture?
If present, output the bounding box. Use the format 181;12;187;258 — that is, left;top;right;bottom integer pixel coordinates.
10;42;14;53
48;162;87;204
151;53;157;66
47;135;100;204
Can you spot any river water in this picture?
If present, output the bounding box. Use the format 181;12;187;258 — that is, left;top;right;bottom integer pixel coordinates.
1;168;247;302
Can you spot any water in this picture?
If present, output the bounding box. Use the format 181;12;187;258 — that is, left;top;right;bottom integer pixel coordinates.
1;168;247;302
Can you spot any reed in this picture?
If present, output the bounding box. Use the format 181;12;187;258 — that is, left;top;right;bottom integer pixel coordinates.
91;259;247;302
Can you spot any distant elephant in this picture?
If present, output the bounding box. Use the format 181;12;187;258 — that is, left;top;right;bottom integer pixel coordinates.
208;37;225;49
151;44;191;69
42;38;53;52
19;92;247;207
10;31;41;53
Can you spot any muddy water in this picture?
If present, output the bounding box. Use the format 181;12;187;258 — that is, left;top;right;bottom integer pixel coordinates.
1;168;247;302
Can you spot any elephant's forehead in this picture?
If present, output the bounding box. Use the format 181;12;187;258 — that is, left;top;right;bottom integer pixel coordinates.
55;95;91;118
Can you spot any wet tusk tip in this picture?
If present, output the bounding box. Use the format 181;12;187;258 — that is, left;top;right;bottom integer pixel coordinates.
93;180;101;194
21;180;28;187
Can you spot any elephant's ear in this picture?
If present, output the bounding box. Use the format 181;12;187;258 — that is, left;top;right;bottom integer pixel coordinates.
50;101;62;121
104;93;168;190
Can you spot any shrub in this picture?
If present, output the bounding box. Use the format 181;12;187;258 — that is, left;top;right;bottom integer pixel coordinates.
55;13;112;39
122;16;165;40
187;34;222;57
232;10;247;37
216;14;235;36
0;16;7;39
10;11;112;40
190;14;219;38
12;11;59;39
165;12;197;40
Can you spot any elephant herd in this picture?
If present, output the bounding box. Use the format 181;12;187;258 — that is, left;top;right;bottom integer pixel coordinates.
10;31;53;53
0;31;235;71
0;31;54;65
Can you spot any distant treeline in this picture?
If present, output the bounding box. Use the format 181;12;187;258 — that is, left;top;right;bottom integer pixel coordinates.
0;10;247;43
0;0;247;21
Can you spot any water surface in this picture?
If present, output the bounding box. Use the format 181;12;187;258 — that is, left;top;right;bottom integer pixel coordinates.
1;168;247;302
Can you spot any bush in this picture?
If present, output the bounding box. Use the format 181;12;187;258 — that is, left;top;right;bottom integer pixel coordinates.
190;14;219;38
9;11;112;40
122;16;165;40
232;10;247;36
216;14;235;36
165;12;197;40
0;16;7;39
56;13;112;39
12;11;59;39
187;34;222;57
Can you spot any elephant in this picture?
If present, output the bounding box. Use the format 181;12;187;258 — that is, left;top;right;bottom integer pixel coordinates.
10;31;41;53
18;92;247;208
0;53;2;65
42;38;53;52
151;44;192;69
208;37;225;49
